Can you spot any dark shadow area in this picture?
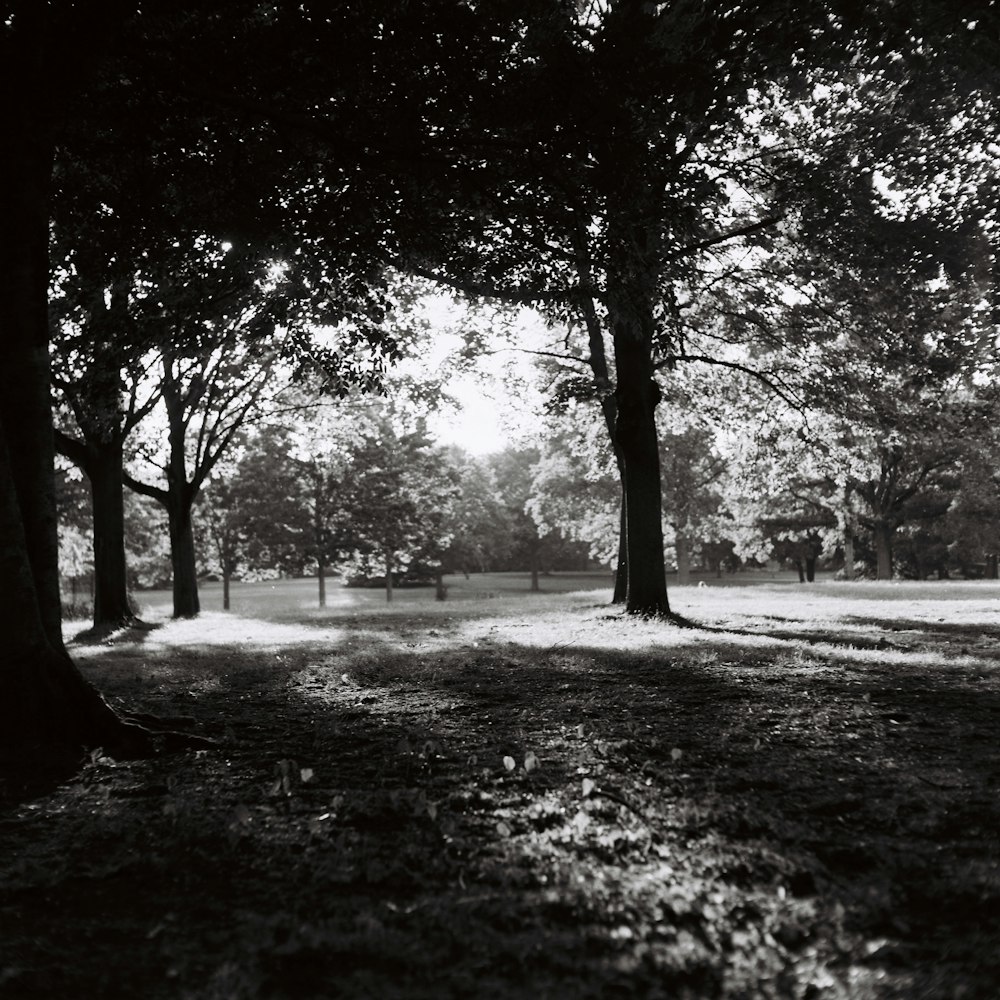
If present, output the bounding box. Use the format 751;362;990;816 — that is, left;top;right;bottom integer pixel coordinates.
844;614;1000;644
68;618;164;647
3;617;999;998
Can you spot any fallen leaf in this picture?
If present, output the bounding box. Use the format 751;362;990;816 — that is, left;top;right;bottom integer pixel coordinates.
524;752;539;772
503;756;516;771
496;820;512;837
582;777;596;798
670;747;683;762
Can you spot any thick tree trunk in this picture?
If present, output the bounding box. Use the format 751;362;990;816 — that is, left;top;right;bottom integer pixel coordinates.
0;7;153;756
1;398;140;751
89;440;135;627
675;530;692;586
805;556;817;583
168;502;200;618
612;328;670;614
874;523;894;581
0;104;65;653
843;532;855;580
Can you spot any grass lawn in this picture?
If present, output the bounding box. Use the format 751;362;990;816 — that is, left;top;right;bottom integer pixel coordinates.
2;577;1000;998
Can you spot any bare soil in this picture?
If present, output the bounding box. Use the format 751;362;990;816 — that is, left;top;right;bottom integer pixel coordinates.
2;579;999;999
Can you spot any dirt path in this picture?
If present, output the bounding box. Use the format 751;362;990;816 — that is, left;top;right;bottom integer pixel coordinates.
2;585;999;998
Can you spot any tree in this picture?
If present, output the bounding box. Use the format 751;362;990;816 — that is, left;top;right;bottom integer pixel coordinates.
0;5;153;750
124;326;284;617
436;448;512;576
340;418;461;602
51;292;163;630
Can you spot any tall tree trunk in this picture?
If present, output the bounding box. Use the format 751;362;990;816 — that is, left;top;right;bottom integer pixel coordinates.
575;226;627;606
384;548;394;603
612;484;628;603
843;532;855;580
805;556;817;583
986;553;998;580
675;530;692;586
89;439;135;627
0;6;153;755
874;523;894;581
0;100;64;654
222;567;231;610
530;541;540;592
611;299;670;615
168;501;200;618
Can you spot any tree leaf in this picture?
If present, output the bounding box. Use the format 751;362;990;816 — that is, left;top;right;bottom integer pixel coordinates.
502;755;516;771
582;777;596;798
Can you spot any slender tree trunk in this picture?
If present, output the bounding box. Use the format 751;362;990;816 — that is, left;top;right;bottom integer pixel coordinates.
89;439;135;627
168;501;200;618
575;225;628;607
874;523;894;581
612;483;628;603
435;571;447;601
222;567;231;610
794;558;806;583
610;288;670;616
317;553;327;608
530;541;540;592
805;556;817;583
986;553;998;580
384;548;394;603
675;530;692;586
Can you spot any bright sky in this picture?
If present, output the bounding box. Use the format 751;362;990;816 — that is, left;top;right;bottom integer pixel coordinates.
407;295;550;455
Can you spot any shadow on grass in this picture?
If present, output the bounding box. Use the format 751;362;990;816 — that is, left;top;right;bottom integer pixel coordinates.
4;609;999;998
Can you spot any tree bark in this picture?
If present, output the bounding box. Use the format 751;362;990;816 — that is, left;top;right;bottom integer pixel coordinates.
874;523;894;581
168;500;200;618
0;86;64;654
611;295;670;615
55;430;137;629
843;532;855;580
317;553;327;608
612;494;628;603
805;556;817;583
88;440;136;626
675;530;692;586
384;548;394;603
0;6;155;755
222;567;231;610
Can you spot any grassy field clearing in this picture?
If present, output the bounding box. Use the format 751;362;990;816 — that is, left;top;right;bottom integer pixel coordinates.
3;580;999;998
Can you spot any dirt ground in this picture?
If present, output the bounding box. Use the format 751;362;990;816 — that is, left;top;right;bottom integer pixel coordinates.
2;580;999;999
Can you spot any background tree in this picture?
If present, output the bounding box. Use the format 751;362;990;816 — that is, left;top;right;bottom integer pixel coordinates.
339;417;461;602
